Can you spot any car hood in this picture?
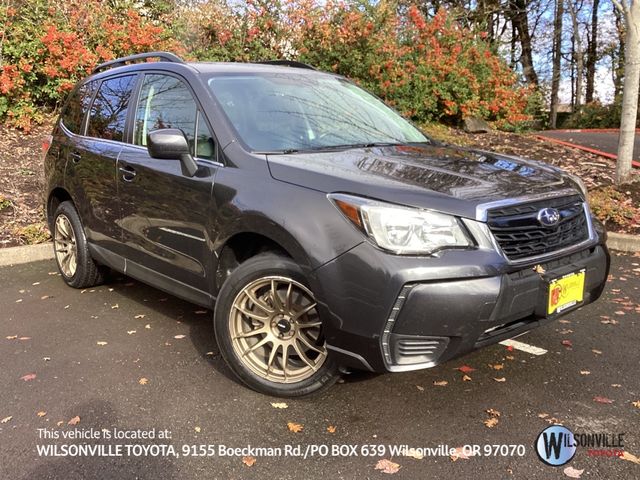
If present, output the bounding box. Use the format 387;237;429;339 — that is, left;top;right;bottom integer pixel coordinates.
266;144;580;219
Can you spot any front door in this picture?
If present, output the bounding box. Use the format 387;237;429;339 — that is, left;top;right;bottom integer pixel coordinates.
117;73;218;294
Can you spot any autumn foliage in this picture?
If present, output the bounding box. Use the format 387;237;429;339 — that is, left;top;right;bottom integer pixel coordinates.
0;0;531;131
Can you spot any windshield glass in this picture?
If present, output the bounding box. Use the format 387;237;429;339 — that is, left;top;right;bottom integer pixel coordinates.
207;73;429;152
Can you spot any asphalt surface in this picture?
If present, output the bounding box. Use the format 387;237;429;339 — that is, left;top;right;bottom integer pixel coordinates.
1;254;639;479
538;130;640;162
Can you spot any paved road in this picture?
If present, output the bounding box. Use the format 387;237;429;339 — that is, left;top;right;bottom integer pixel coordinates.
1;255;639;479
538;130;640;162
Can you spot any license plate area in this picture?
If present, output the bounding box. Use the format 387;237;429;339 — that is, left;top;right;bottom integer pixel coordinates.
547;269;586;315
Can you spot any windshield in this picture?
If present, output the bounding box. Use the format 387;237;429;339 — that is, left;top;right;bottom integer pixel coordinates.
207;73;429;152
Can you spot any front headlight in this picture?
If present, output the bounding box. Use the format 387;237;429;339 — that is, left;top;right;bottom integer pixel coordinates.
329;194;473;255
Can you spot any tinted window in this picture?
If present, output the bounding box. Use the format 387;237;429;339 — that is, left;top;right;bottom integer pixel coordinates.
134;74;198;153
60;81;96;134
87;75;136;141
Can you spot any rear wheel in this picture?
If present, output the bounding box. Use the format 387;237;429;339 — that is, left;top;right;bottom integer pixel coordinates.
53;201;104;288
214;253;339;396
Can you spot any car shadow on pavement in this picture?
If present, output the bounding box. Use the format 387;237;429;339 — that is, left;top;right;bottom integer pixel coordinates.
23;400;178;480
101;273;241;386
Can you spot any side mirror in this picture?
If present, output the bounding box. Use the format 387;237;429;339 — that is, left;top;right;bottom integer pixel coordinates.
146;128;198;177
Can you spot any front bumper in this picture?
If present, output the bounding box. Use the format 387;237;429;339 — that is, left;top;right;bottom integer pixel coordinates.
312;237;609;373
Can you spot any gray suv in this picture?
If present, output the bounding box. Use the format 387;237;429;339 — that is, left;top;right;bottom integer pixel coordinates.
43;52;609;396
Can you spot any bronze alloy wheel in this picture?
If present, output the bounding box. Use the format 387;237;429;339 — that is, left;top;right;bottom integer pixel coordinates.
54;213;78;278
229;276;328;383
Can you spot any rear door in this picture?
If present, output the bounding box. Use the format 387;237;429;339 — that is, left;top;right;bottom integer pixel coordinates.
64;74;138;257
117;72;218;293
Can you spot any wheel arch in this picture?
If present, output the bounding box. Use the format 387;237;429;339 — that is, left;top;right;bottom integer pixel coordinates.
46;187;74;230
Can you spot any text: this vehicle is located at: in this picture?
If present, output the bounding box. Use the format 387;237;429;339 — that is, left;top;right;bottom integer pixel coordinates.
44;52;609;396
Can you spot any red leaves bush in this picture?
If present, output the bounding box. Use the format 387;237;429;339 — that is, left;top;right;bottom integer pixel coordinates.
0;0;531;132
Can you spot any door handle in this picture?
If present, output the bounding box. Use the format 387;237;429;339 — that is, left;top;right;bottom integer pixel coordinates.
69;151;81;163
119;165;137;182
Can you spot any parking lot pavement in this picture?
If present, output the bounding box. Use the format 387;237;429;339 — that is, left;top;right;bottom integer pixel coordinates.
537;130;640;162
1;253;639;479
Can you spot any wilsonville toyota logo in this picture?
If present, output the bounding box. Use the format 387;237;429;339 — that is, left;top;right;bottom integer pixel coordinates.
535;425;577;466
537;207;561;227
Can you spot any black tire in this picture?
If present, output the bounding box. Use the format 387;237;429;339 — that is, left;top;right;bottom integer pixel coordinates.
52;201;105;288
214;253;340;397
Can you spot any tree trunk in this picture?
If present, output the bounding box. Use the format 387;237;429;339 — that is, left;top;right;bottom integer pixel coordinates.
616;0;640;185
613;6;626;99
585;0;600;103
549;0;564;129
568;1;584;108
509;0;539;86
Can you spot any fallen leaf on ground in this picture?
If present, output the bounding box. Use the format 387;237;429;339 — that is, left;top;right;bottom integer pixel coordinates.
632;400;640;409
593;396;614;404
40;295;51;300
558;319;571;324
563;466;584;478
375;459;401;474
37;411;47;417
621;451;640;464
194;310;207;315
174;335;186;339
561;340;573;348
489;363;504;370
327;425;336;433
416;385;425;391
96;341;107;346
592;349;602;355
138;378;148;385
493;377;506;382
145;324;151;329
462;374;472;382
134;314;145;319
20;373;36;381
580;371;591;375
1;416;12;423
505;355;515;360
270;402;288;409
611;384;621;388
194;426;201;433
111;304;119;309
287;422;303;433
538;413;549;418
486;408;501;417
457;365;475;374
484;417;499;428
68;416;80;426
6;335;17;340
56;421;63;427
242;456;256;467
127;330;136;335
433;380;448;386
18;336;31;341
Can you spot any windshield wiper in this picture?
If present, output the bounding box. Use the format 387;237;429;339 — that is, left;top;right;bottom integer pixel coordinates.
264;142;408;155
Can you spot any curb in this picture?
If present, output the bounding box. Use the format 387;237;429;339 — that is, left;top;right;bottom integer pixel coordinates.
607;232;640;253
0;233;638;268
534;134;640;169
0;243;54;267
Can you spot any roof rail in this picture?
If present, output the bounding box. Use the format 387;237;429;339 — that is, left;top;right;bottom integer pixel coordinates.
257;60;316;70
92;52;184;75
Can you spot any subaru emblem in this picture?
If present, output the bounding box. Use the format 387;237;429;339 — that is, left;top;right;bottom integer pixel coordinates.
537;207;561;227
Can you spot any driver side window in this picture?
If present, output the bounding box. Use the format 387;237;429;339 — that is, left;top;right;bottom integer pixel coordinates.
134;74;215;160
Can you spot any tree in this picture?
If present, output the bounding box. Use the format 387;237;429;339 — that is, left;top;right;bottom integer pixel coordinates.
613;0;639;184
567;0;584;108
508;0;539;86
585;0;600;103
549;0;564;128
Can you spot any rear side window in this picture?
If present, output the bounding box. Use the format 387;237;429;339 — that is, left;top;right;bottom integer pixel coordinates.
87;75;137;141
60;81;96;134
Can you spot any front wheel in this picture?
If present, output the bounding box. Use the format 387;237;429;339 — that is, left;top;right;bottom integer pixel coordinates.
214;253;339;396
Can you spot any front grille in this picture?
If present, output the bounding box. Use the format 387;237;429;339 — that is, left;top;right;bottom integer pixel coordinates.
487;195;589;261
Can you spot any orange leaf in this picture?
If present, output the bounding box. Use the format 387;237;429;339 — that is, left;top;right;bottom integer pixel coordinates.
287;422;303;433
374;458;401;474
242;455;256;467
68;416;80;426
